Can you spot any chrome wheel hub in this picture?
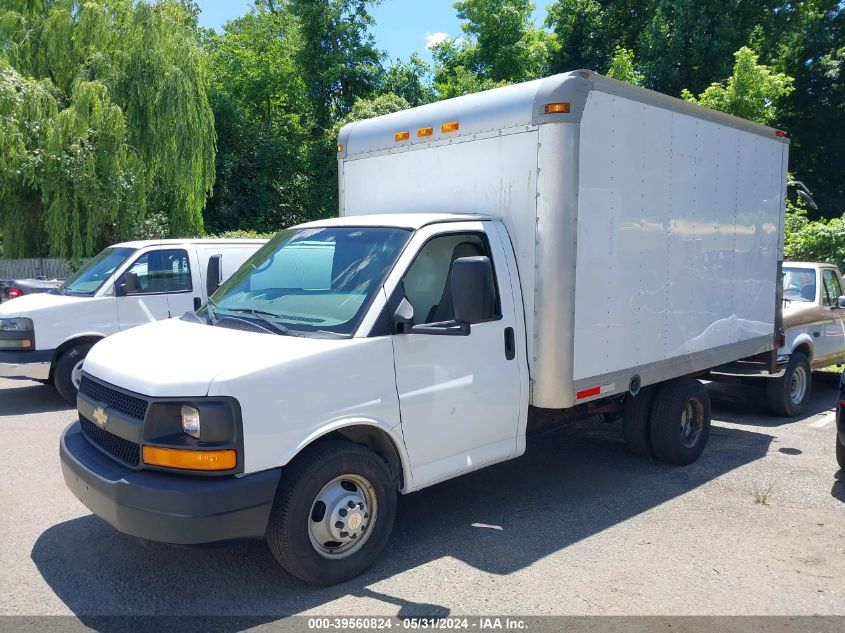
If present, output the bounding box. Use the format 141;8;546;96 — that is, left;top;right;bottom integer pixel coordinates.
308;474;376;559
71;360;84;390
679;398;705;449
789;365;807;404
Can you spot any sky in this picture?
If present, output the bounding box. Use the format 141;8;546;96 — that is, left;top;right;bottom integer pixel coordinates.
196;0;555;63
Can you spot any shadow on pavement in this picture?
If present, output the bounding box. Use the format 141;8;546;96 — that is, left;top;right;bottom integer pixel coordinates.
0;380;71;416
31;416;774;628
706;381;837;426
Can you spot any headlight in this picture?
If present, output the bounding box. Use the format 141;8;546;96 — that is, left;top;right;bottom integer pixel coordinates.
0;317;33;332
181;405;200;438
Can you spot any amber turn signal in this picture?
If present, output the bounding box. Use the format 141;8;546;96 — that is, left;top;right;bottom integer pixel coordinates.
142;446;237;471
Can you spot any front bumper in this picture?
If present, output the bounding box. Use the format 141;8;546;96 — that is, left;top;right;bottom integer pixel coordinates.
60;421;281;544
0;349;52;380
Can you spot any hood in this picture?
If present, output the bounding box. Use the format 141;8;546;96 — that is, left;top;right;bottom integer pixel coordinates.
83;317;352;397
0;291;91;317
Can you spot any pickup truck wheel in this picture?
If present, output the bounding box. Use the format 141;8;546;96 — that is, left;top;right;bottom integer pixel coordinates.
266;441;397;585
650;378;711;465
622;386;655;458
766;352;811;417
837;434;845;469
54;343;93;404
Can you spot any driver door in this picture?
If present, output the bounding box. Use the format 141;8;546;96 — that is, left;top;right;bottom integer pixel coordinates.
390;224;523;489
116;248;195;330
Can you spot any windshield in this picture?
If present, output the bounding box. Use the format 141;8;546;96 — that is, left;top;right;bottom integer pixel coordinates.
57;247;136;296
782;267;816;302
204;226;411;336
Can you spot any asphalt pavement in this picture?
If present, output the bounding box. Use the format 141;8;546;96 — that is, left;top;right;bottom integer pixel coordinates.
0;375;843;624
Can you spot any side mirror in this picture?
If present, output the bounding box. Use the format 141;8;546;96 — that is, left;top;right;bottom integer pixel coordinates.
451;256;495;325
837;296;845;309
393;297;414;334
206;254;222;297
114;276;127;297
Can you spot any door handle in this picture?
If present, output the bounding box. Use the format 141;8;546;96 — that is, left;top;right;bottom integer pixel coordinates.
504;327;515;360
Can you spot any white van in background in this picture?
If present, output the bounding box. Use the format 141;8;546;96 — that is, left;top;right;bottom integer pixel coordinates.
0;239;266;401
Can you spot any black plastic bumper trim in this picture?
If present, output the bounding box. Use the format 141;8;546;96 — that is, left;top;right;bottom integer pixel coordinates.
0;348;53;363
60;421;281;544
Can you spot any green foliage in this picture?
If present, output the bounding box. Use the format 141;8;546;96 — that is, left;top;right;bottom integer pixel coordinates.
202;5;310;233
0;0;215;258
681;47;793;125
380;54;435;106
606;47;642;85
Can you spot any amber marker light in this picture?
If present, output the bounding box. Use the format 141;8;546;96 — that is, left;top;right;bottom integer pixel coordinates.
544;102;571;114
394;131;410;141
337;143;343;153
417;126;433;137
143;446;237;471
441;121;459;133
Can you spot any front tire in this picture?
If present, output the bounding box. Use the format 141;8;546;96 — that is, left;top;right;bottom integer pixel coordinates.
266;441;397;585
650;378;711;465
54;343;93;404
767;351;811;417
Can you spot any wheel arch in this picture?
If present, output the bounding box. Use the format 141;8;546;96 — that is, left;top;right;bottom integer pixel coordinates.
283;420;411;492
791;337;813;363
49;334;105;380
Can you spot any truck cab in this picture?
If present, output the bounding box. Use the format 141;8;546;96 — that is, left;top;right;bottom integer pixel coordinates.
0;239;265;402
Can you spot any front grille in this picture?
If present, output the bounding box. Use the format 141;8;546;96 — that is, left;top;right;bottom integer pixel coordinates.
80;415;141;467
79;375;148;421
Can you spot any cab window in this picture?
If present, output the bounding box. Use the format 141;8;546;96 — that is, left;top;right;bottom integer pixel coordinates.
401;233;500;325
122;249;192;294
822;269;842;306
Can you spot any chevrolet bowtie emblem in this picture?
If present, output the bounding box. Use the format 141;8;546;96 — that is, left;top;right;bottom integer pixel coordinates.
92;406;108;428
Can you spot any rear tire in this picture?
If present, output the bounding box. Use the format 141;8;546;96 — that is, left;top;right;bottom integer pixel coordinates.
766;351;811;417
650;378;711;465
837;434;845;469
265;441;397;585
54;343;93;404
623;386;656;458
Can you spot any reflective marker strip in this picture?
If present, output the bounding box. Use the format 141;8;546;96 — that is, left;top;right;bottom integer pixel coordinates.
576;383;615;400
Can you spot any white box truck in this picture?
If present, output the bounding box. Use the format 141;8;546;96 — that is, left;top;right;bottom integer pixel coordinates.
59;71;788;584
0;239;265;402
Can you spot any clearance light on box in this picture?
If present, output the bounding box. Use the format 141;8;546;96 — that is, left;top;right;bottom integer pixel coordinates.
394;131;410;141
417;126;433;138
544;102;571;114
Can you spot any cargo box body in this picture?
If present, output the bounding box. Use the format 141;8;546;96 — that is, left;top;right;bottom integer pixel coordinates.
338;70;788;409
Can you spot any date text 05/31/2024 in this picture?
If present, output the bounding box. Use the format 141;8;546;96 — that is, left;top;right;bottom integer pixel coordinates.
307;618;529;630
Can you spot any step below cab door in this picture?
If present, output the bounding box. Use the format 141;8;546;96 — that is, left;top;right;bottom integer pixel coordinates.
388;221;525;489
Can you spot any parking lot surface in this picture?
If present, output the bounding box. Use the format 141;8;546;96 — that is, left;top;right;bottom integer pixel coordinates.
0;376;843;621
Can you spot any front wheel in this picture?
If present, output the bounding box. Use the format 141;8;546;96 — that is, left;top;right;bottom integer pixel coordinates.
650;378;711;465
265;441;397;585
766;351;811;417
54;343;93;404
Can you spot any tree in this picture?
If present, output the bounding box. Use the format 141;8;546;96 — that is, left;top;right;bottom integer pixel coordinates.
203;5;310;232
605;47;642;85
380;54;435;106
681;47;793;126
453;0;551;82
637;0;780;96
0;0;215;258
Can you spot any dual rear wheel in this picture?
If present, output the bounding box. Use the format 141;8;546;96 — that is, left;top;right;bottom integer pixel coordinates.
623;377;711;465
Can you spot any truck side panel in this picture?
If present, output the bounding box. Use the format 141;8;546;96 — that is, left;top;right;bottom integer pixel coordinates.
571;90;783;391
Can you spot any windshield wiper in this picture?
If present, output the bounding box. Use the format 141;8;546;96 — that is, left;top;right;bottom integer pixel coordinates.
221;307;303;337
205;298;219;324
